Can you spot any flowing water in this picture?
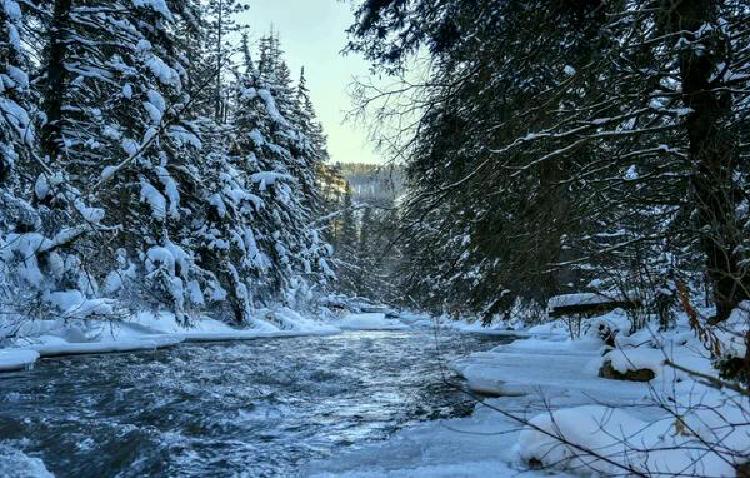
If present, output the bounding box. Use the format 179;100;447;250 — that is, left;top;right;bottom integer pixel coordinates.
0;329;511;477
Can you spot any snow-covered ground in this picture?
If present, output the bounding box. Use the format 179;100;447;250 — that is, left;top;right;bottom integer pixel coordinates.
307;307;750;477
0;308;348;371
335;312;410;330
0;310;443;371
0;348;39;371
399;311;529;336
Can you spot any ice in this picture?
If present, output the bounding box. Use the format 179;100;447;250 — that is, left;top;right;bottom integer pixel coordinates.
0;348;39;371
0;444;53;478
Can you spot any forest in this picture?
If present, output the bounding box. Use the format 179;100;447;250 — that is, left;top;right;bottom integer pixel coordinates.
0;0;334;329
0;0;748;477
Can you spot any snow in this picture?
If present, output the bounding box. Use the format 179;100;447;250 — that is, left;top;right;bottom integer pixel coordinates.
140;178;167;220
147;90;166;117
46;290;116;319
144;55;180;89
100;165;118;180
251;171;292;191
547;292;621;310
122;83;133;99
516;403;742;476
157;166;180;217
336;313;409;330
1;309;343;368
310;309;749;477
257;88;284;123
33;174;48;199
74;199;105;224
132;0;172;20
0;348;38;371
208;193;227;217
305;395;573;478
515;405;653;475
168;125;202;149
122;137;139;156
2;0;21;21
0;233;48;286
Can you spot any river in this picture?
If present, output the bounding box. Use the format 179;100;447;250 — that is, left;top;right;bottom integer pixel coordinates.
0;329;511;477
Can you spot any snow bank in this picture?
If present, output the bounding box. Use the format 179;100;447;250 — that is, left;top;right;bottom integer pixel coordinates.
454;337;638;398
0;348;39;371
335;313;409;330
305;405;532;478
547;292;621;309
312;306;749;477
401;312;530;336
516;404;740;477
516;405;650;475
1;308;341;368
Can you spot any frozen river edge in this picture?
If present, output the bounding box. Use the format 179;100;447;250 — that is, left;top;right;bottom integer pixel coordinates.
0;311;413;372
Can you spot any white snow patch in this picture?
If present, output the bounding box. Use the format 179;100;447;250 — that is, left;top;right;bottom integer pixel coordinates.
0;348;39;371
336;313;409;331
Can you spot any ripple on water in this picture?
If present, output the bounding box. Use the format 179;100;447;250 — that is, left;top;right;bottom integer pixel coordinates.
0;330;511;477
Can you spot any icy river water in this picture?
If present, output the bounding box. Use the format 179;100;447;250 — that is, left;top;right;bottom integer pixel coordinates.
0;330;511;477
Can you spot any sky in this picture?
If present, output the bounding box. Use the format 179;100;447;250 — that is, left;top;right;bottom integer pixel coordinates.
239;0;383;165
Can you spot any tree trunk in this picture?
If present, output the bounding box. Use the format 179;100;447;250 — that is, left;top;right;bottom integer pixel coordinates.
41;0;73;164
675;0;747;321
215;0;223;123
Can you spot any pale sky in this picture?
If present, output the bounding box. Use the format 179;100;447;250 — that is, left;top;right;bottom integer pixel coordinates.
240;0;383;164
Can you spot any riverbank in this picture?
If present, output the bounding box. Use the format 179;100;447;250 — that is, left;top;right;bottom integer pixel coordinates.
0;309;528;372
0;309;415;372
306;306;750;477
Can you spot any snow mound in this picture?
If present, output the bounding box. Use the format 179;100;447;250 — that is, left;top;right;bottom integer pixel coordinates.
336;313;409;330
547;292;621;309
516;405;739;477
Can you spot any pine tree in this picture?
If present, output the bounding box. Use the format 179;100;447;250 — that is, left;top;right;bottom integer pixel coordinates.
0;1;334;329
349;0;750;320
199;0;250;122
1;0;107;323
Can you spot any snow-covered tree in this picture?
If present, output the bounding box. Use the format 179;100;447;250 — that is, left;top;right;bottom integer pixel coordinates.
0;0;334;329
349;0;750;322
